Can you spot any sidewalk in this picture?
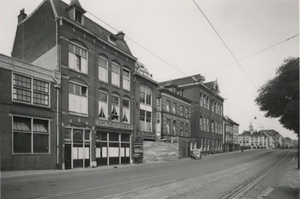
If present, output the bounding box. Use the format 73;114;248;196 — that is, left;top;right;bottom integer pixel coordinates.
265;157;299;199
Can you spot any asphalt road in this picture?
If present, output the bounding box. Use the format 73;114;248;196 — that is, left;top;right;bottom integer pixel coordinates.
1;149;293;199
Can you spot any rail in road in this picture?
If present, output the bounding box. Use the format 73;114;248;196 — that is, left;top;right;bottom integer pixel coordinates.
219;150;291;199
2;149;294;199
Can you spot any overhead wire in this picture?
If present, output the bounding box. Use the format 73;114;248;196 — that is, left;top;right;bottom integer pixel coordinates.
192;0;258;90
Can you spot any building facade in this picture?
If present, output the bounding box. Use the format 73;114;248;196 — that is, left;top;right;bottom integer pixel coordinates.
133;61;159;141
11;0;137;169
0;54;61;170
156;84;196;158
223;116;239;152
160;75;224;154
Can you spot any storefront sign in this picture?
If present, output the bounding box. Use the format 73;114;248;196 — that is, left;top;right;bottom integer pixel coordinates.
95;119;133;130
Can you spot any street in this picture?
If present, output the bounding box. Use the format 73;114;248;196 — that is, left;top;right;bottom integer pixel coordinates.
1;149;296;199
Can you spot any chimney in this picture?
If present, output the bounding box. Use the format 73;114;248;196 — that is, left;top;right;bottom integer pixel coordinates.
18;9;27;24
116;31;125;40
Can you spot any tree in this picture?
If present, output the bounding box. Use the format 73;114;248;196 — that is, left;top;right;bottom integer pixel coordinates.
255;57;299;136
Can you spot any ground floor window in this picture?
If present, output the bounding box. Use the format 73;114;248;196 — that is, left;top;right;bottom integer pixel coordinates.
95;131;130;166
13;116;49;154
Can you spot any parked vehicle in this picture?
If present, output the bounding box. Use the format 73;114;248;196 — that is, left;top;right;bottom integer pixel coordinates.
191;149;202;159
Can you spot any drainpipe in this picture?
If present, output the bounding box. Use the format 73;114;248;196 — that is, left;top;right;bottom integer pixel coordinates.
54;17;61;169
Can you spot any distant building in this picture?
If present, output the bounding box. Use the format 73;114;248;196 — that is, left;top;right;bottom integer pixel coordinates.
223;116;239;152
156;83;196;158
159;75;224;154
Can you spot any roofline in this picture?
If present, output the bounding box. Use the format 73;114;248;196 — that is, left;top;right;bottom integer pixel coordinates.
60;17;137;61
133;72;159;86
18;0;48;26
177;83;225;100
158;88;193;104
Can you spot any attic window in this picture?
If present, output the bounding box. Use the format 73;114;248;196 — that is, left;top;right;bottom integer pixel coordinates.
75;10;83;24
108;35;117;45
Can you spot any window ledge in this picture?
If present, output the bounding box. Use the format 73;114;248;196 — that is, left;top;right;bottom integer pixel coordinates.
69;112;89;118
111;84;121;89
12;101;51;109
69;68;89;76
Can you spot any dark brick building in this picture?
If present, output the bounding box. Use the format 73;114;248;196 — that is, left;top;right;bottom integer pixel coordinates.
133;62;159;141
160;74;224;154
0;54;61;170
11;0;137;169
156;84;196;158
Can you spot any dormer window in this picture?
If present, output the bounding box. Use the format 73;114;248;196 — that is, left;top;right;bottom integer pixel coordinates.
108;35;117;45
75;10;83;24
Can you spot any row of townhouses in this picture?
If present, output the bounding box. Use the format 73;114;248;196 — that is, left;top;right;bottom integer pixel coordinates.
238;123;295;149
3;0;292;171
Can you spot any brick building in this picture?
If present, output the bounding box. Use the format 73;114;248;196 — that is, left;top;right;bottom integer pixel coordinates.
11;0;137;169
156;84;196;158
0;54;61;170
160;74;224;154
223;116;239;152
133;61;159;141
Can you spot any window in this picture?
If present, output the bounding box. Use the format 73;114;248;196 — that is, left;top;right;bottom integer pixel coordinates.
156;113;160;124
172;102;176;114
123;69;130;91
203;95;206;108
207;97;210;110
211;120;214;133
157;98;161;108
199;116;203;131
180;122;184;136
220;105;223;116
185;107;189;118
200;93;203;107
140;85;152;105
140;110;151;131
111;62;120;87
180;105;183;116
98;56;108;82
166;100;170;112
108;35;117;45
123;98;130;123
13;116;49;154
111;95;120;121
185;123;189;137
13;74;50;106
166;119;170;134
99;90;108;119
206;118;209;132
173;120;176;135
75;10;83;24
68;43;88;73
69;82;88;114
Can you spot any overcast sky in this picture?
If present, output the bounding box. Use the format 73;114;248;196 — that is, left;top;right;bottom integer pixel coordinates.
0;0;299;139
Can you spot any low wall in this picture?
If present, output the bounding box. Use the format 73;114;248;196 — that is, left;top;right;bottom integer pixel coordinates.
143;141;179;163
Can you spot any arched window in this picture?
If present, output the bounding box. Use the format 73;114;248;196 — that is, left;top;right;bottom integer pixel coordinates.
99;89;108;119
111;93;120;121
122;97;130;123
68;42;88;74
98;55;108;83
122;67;130;91
111;61;120;87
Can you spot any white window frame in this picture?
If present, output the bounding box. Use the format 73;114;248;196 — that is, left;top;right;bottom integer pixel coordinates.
111;94;120;122
122;68;130;91
111;62;120;87
98;55;108;83
98;90;108;119
68;42;88;74
12;73;50;107
123;97;130;123
68;81;88;115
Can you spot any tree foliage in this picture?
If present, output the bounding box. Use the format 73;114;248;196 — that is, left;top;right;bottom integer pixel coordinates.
255;57;299;135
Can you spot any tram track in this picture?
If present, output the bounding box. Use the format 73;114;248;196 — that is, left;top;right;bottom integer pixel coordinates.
219;150;291;199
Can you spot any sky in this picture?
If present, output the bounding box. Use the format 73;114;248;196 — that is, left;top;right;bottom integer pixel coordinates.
0;0;299;139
